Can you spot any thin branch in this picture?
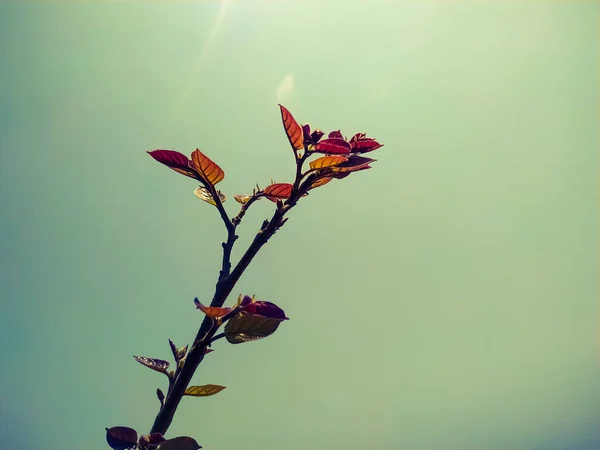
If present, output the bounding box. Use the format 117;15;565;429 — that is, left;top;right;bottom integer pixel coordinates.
149;149;310;436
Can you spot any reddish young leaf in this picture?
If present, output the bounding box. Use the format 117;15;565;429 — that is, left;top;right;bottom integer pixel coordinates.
243;300;288;320
279;104;304;151
133;356;170;374
328;130;344;139
349;133;383;153
313;138;352;155
303;124;324;145
194;298;231;318
148;150;198;180
264;183;293;202
106;426;138;450
184;384;226;397
309;155;348;170
190;149;225;186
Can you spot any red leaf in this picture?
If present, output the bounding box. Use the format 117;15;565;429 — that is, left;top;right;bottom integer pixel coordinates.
309;155;348;170
279;104;304;151
191;149;225;185
313;138;352;155
148;150;198;180
328;130;344;139
349;133;383;153
263;183;293;202
106;426;138;450
243;300;288;320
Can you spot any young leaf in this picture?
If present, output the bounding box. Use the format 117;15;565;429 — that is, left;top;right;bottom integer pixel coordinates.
349;133;383;153
309;176;333;189
263;183;293;202
157;388;165;405
184;384;226;397
242;300;288;320
224;313;286;344
313;138;352;155
148;150;198;180
233;194;253;204
106;426;138;450
193;187;226;206
133;356;170;375
139;433;166;448
156;436;202;450
330;155;375;174
190;149;225;186
309;155;348;170
194;298;232;318
279;104;304;151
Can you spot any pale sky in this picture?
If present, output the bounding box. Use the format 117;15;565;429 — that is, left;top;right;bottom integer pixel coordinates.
1;1;598;450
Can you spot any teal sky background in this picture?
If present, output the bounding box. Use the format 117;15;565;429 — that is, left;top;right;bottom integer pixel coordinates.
1;1;598;450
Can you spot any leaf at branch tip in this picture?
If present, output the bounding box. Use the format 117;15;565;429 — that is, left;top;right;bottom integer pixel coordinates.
263;183;293;202
134;356;170;374
279;104;304;151
190;149;225;186
184;384;226;397
177;345;188;361
148;150;198;180
309;155;348;170
156;436;202;450
193;187;226;206
313;138;352;155
233;194;253;204
106;426;138;450
157;388;165;405
194;298;232;318
169;339;178;360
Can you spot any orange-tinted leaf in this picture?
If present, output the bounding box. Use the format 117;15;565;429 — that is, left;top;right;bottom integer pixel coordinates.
309;155;348;170
194;298;232;318
156;436;202;450
106;426;138;450
310;176;333;189
233;194;252;204
133;356;170;374
193;187;226;206
191;149;225;186
148;150;198;180
184;384;226;397
264;183;293;202
279;104;304;151
313;138;352;155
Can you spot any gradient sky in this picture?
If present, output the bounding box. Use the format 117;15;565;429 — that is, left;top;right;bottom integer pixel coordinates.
1;2;598;450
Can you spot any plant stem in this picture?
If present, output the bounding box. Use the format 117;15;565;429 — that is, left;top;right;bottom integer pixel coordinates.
149;164;306;436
